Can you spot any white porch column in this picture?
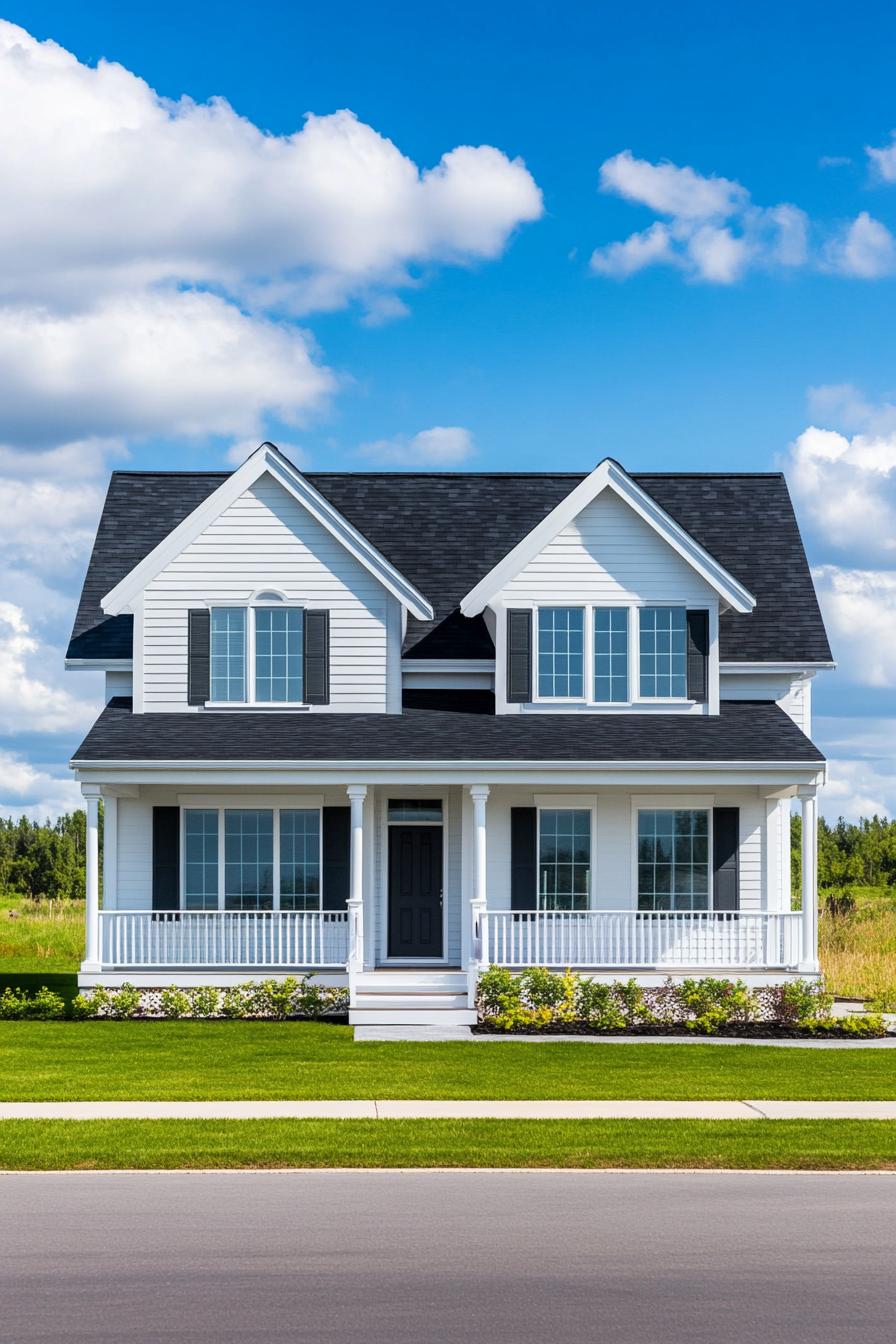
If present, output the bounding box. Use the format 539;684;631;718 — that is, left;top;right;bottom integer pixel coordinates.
346;785;368;977
467;785;490;1005
798;786;819;973
82;785;102;972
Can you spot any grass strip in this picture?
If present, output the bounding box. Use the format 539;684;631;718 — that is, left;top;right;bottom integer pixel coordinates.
0;1118;894;1171
2;1021;895;1101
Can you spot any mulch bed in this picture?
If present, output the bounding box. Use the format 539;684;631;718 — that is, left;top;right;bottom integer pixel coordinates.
473;1021;889;1040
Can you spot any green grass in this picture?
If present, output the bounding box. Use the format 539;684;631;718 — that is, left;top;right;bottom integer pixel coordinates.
0;1117;894;1170
1;1020;894;1101
819;886;896;1006
0;896;83;974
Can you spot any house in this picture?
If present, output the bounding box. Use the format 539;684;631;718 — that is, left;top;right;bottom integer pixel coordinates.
67;444;832;1025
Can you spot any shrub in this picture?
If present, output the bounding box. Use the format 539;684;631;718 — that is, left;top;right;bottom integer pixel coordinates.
189;986;221;1019
249;977;300;1019
760;978;833;1026
809;1013;888;1038
294;976;347;1019
678;977;758;1034
574;978;626;1030
0;987;29;1020
107;982;142;1019
220;984;252;1019
160;986;191;1019
26;986;66;1020
70;985;111;1019
612;978;657;1028
477;966;519;1018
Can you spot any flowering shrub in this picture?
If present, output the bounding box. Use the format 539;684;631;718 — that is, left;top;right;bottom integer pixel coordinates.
0;985;66;1019
476;968;888;1036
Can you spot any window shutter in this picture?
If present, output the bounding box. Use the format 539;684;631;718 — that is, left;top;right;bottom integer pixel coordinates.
152;807;180;911
322;806;350;910
506;610;532;704
510;807;538;911
712;807;739;912
686;609;709;703
304;610;330;705
187;609;210;706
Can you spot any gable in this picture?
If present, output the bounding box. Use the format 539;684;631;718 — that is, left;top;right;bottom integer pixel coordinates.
500;489;719;604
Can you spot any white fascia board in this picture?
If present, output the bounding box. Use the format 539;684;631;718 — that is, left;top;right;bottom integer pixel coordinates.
101;443;434;623
65;658;134;671
460;458;756;617
720;661;837;672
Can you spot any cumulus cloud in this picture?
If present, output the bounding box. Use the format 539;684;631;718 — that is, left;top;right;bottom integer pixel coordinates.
814;717;896;820
360;425;475;467
590;150;807;283
784;418;896;557
824;211;896;278
0;602;97;735
0;751;82;822
866;132;896;182
590;149;896;284
0;20;541;448
812;567;896;686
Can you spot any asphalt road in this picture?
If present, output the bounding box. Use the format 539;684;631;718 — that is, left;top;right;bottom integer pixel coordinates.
1;1170;894;1343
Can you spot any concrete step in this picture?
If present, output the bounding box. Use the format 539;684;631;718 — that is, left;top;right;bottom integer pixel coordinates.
353;971;467;993
349;1006;478;1026
353;993;469;1011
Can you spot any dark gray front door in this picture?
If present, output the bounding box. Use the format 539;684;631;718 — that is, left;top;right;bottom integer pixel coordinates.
388;825;443;957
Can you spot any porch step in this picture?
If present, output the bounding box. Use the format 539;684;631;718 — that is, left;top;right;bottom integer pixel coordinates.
353;970;467;994
353;993;469;1011
350;1006;477;1026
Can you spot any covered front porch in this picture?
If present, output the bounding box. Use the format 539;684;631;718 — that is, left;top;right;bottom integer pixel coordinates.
77;762;823;1022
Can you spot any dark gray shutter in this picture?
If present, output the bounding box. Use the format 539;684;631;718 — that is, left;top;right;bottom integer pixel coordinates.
506;610;532;704
510;807;538;911
187;609;210;706
304;610;330;705
322;806;350;910
712;807;739;912
686;609;709;703
152;807;180;911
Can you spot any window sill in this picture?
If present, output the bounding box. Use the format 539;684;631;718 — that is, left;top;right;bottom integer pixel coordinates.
203;702;311;711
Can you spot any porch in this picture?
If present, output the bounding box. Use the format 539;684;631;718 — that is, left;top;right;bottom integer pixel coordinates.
78;776;821;1022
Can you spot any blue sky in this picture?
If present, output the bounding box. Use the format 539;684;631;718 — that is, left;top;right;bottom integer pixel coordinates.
1;2;896;818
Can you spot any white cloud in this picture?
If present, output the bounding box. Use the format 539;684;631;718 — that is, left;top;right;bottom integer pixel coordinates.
0;21;541;316
360;425;475;467
814;716;896;820
812;567;896;686
0;751;81;822
0;602;97;735
591;151;807;284
818;155;852;169
784;420;896;556
825;211;896;278
866;132;896;182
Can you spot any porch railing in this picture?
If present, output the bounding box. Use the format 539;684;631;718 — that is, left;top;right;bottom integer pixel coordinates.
99;910;350;969
482;910;802;970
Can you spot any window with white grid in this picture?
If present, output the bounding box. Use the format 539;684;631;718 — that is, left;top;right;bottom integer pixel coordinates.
593;607;629;702
537;607;585;698
639;606;687;698
538;809;590;910
637;809;709;912
224;809;274;911
183;810;219;911
279;809;321;911
255;607;304;703
210;607;247;702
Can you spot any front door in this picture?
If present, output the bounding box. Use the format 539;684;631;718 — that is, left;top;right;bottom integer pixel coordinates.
388;825;443;957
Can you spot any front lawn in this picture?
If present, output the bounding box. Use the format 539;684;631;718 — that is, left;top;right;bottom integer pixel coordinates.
1;1021;894;1100
0;1117;894;1170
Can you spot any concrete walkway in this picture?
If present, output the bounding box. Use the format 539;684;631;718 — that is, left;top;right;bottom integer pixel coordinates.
1;1099;896;1120
354;1025;896;1045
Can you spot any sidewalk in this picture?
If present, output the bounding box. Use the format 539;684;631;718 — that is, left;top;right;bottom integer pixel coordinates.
2;1100;895;1120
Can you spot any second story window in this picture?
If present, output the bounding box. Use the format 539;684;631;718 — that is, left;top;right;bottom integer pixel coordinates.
209;601;305;704
593;607;629;703
537;606;584;698
639;606;687;699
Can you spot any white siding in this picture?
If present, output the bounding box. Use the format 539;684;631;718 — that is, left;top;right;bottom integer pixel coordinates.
501;490;719;604
115;797;154;911
721;671;813;736
105;670;133;702
140;472;396;712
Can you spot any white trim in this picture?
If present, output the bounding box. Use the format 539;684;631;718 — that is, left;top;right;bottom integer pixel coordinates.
101;442;434;623
73;758;827;780
379;788;449;963
460;459;756;617
720;661;835;672
66;658;133;671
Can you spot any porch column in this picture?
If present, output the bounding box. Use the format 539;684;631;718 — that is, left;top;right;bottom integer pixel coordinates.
346;785;367;975
798;786;819;973
469;786;490;987
82;785;102;972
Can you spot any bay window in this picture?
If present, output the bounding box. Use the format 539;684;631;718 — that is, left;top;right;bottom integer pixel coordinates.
637;809;709;911
181;807;321;911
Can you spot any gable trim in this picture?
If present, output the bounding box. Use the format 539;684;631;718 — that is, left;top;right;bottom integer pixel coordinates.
100;443;434;623
459;458;756;617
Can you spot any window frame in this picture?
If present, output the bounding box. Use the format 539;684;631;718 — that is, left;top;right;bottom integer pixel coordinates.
179;800;323;912
637;605;690;704
534;798;596;911
535;605;587;702
206;595;307;707
631;798;715;914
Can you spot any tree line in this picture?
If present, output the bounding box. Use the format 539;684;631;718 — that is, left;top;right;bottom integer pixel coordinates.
1;808;895;903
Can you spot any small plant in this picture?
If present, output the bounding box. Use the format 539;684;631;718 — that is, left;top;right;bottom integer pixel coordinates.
574;978;626;1030
160;986;192;1019
220;984;253;1019
760;978;833;1026
0;987;29;1020
612;978;657;1028
808;1013;887;1038
27;986;66;1020
249;977;301;1019
477;966;519;1018
189;986;221;1019
679;977;758;1034
107;982;142;1019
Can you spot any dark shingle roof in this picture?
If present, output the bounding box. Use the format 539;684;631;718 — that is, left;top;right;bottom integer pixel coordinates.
67;468;832;664
73;698;824;764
